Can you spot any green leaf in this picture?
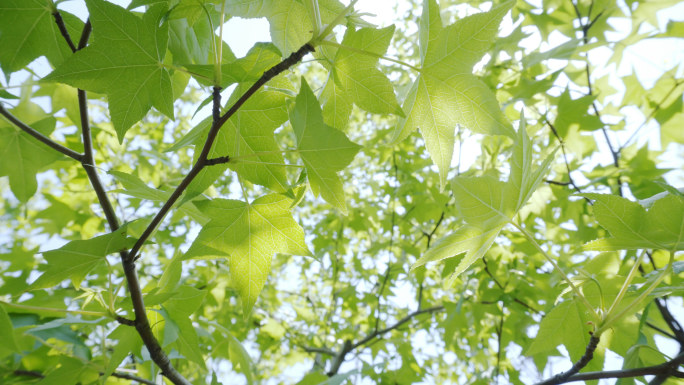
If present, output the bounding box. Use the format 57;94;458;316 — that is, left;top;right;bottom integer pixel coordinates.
43;0;174;141
164;285;206;317
321;25;404;127
103;325;142;381
0;305;19;354
553;88;603;137
188;84;292;197
159;307;206;367
510;119;558;211
412;226;502;285
0;101;61;202
185;194;310;315
451;176;515;228
582;193;684;251
185;43;282;87
30;227;137;290
227;333;254;385
392;0;515;189
414;123;556;280
290;79;361;214
526;298;594;366
0;1;83;73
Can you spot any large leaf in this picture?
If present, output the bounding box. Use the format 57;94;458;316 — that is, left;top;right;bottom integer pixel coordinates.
392;0;515;189
413;124;555;279
583;193;684;251
184;194;310;314
30;227;137;290
0;0;83;73
320;25;403;130
290;79;361;214
43;0;174;141
0;101;61;202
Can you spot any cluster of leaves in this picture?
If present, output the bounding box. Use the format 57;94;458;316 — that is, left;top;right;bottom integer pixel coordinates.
1;0;683;384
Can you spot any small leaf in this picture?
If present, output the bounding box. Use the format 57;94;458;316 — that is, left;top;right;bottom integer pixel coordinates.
290;79;361;214
0;305;19;354
104;325;142;380
412;226;503;285
30;227;136;290
0;101;61;202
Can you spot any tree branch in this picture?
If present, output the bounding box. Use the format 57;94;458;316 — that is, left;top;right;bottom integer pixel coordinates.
547;351;684;384
535;333;600;385
52;11;77;52
51;13;189;385
0;104;84;161
127;42;315;261
13;368;158;385
352;306;444;350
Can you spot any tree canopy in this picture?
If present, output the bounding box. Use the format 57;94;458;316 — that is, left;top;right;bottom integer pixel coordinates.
1;0;683;384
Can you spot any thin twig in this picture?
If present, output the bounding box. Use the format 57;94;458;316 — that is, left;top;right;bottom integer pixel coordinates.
13;368;158;385
127;43;315;261
52;11;77;52
535;334;600;385
0;104;84;161
549;351;684;384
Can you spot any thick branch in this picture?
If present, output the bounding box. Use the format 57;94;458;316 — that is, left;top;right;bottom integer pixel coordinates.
127;42;315;261
0;104;84;161
535;334;600;385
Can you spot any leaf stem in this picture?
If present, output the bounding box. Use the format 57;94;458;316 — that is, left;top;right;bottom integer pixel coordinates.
597;251;674;335
511;222;599;320
312;0;358;44
0;104;84;161
216;1;226;86
0;300;109;318
602;250;644;321
318;40;421;72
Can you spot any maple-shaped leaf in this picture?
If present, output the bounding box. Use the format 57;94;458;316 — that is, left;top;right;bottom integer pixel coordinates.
43;0;174;141
0;0;83;74
30;227;137;290
413;125;556;282
184;194;310;315
290;79;361;214
321;25;404;130
582;193;684;252
225;0;345;56
184;83;292;198
0;101;62;202
525;298;595;369
392;0;515;189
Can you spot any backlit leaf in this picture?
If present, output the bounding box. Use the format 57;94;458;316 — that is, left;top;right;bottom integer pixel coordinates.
185;194;310;314
44;0;174;141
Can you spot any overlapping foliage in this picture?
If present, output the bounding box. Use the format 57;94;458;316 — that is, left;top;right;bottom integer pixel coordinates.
1;0;683;384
